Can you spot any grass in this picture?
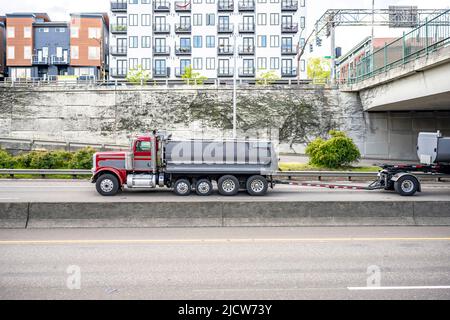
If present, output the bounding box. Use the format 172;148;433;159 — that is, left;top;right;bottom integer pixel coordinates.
278;162;380;172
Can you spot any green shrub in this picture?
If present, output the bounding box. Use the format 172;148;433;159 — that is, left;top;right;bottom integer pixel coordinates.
69;147;96;169
0;149;14;169
306;130;361;168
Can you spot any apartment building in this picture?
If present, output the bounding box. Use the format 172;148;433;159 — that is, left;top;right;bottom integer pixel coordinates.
109;0;307;80
0;17;5;79
4;12;109;80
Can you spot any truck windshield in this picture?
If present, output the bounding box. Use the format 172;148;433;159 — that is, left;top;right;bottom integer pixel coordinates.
136;141;151;152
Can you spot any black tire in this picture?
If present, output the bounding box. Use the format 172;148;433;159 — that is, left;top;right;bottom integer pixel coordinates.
218;175;239;196
96;174;120;196
173;179;191;196
195;179;213;196
394;175;420;196
246;175;269;196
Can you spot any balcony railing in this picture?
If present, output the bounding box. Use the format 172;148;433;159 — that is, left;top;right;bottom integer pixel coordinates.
238;45;255;55
175;45;192;55
110;68;128;78
218;1;234;11
32;55;49;65
153;1;171;12
239;23;255;33
153;67;170;77
51;55;70;65
217;67;234;77
217;45;234;55
217;24;234;33
175;24;192;33
239;67;255;77
281;1;298;11
281;23;298;33
238;0;255;11
110;23;127;34
281;68;297;77
110;46;127;55
281;46;296;55
153;24;171;33
153;46;171;55
175;1;192;12
111;1;127;12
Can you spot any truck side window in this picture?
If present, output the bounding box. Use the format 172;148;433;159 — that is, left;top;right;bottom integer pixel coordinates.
136;141;151;152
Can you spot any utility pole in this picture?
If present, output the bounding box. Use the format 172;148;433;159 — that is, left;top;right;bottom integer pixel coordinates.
232;35;237;139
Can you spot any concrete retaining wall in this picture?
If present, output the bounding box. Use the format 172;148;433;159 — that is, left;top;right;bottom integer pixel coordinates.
1;201;449;228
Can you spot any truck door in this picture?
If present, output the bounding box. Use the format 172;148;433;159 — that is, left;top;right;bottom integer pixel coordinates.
133;139;152;171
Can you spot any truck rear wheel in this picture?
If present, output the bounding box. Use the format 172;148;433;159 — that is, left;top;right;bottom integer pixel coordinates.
394;175;420;196
195;179;213;196
173;179;191;196
218;175;239;196
246;175;268;196
96;174;120;196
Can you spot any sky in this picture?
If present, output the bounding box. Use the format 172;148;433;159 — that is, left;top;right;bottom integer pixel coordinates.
1;0;449;55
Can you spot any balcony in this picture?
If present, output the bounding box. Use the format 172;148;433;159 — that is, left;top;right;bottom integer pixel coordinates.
175;45;192;55
153;24;171;34
281;67;297;77
110;23;127;34
175;1;192;12
153;46;171;55
51;55;70;65
281;1;298;11
238;45;255;55
217;67;234;77
153;1;171;12
281;46;296;55
32;55;49;65
217;24;234;33
217;45;234;55
111;1;127;12
110;46;127;56
175;23;192;33
238;0;255;11
239;67;255;77
239;23;255;33
281;23;298;33
218;1;234;11
153;67;170;78
110;68;127;78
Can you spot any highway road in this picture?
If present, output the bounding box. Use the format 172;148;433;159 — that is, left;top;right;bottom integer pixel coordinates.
0;179;450;202
0;226;449;300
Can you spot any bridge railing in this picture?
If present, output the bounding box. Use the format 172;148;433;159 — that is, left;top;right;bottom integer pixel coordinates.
346;9;450;84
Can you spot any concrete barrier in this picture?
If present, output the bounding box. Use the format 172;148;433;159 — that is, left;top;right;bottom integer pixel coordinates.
1;201;449;229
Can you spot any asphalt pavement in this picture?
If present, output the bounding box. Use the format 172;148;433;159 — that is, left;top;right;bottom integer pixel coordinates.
0;226;449;300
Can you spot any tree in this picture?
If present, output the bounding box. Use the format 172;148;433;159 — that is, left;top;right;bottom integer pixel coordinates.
126;65;150;84
181;65;207;85
256;69;280;85
307;57;331;84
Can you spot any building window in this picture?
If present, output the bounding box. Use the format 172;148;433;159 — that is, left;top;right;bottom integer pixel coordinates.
142;14;151;26
7;46;15;59
270;0;279;3
193;0;202;3
55;28;67;33
24;27;32;38
88;28;101;39
129;14;138;26
129;36;138;48
193;36;202;48
270;35;279;47
142;36;151;48
193;58;202;70
301;59;306;72
129;58;138;70
206;36;215;48
206;0;215;3
193;14;202;26
129;0;138;4
142;58;151;70
300;0;305;7
24;46;32;60
270;57;279;70
70;27;79;38
7;27;15;38
141;0;151;3
300;16;306;29
270;13;279;25
88;47;100;60
257;57;267;70
257;35;267;47
71;46;79;59
206;57;215;70
257;13;266;26
206;14;215;26
257;0;266;3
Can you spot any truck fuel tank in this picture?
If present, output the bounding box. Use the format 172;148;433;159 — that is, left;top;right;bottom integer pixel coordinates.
126;174;157;188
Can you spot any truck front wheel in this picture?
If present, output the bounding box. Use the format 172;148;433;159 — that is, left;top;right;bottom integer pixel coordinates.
246;175;268;196
394;175;420;196
96;174;120;196
218;175;239;196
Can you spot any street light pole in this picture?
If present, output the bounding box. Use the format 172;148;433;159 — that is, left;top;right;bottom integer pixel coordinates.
232;35;237;139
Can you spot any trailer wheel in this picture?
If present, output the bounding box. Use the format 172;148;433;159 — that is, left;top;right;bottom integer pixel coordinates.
394;175;420;196
218;175;239;196
195;179;213;196
173;179;192;196
246;175;268;196
96;174;120;196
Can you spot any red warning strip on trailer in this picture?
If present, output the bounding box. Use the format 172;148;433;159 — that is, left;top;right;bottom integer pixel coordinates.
274;180;372;191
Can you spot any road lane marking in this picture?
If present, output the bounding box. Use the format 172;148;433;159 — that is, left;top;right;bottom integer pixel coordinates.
0;237;450;245
348;286;450;291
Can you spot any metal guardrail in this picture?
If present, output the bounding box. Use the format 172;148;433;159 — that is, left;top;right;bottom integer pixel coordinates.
0;137;128;151
0;169;92;178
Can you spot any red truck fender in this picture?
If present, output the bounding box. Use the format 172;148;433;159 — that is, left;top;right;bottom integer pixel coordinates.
92;168;126;185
